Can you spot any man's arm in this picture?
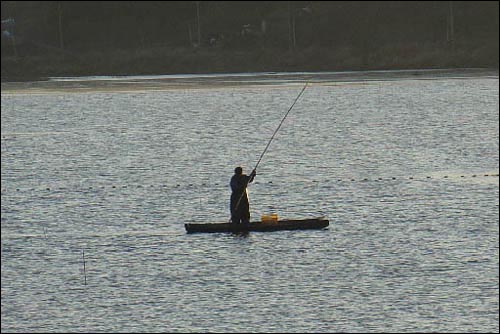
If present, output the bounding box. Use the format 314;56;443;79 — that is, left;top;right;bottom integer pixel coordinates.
248;169;257;183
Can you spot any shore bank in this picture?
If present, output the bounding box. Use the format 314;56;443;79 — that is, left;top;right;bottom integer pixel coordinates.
1;44;498;82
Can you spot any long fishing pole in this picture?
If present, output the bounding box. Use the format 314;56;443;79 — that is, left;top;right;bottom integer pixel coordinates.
230;82;309;223
252;82;308;172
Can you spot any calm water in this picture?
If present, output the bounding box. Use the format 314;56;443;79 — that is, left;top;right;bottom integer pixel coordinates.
1;70;499;333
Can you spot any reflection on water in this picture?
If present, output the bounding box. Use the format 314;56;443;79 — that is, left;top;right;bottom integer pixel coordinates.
1;70;499;333
2;68;497;93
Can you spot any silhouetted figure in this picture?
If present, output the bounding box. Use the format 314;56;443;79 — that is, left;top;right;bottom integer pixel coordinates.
230;167;256;224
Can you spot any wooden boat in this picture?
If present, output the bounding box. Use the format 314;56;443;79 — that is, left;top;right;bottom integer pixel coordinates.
185;217;329;234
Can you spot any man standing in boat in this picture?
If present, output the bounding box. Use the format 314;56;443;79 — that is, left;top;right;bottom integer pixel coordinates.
230;167;256;224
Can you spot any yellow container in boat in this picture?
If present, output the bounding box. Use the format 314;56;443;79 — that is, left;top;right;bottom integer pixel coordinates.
261;214;278;223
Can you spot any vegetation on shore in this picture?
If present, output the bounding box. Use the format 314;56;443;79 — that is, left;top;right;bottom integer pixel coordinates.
2;43;497;81
1;1;498;81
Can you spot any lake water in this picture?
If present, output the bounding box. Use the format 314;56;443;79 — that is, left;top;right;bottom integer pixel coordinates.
1;69;499;332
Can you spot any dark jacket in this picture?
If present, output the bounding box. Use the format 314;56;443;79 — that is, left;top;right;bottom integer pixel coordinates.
230;171;255;223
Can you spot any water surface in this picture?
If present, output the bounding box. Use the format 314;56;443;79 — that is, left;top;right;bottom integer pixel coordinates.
1;69;499;332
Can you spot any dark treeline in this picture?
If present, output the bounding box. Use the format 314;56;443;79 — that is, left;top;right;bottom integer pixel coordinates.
1;1;498;79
